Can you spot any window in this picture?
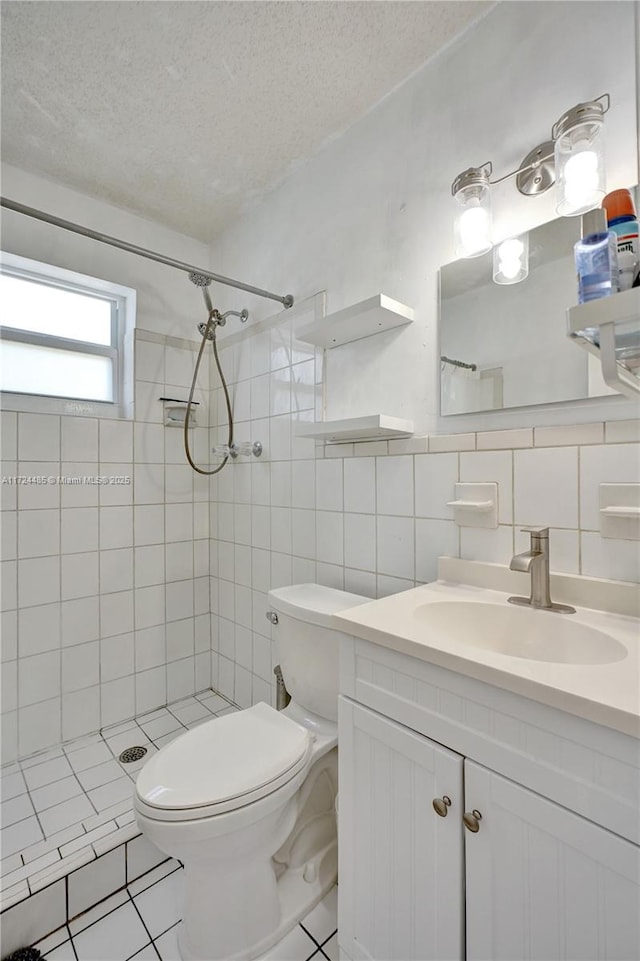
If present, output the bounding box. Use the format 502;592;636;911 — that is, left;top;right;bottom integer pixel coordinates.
0;252;136;417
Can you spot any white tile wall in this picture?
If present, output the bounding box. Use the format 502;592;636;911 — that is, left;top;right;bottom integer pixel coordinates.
376;456;413;516
514;447;579;529
2;332;212;762
414;452;457;520
3;308;639;759
207;313;640;710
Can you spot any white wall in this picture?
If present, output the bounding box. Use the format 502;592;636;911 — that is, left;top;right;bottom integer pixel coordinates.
1;164;210;341
203;1;640;711
210;1;639;434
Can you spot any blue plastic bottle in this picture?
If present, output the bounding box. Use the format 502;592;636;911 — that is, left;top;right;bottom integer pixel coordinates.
574;207;620;304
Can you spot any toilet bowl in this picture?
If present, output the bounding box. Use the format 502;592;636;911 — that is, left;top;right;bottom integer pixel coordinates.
134;583;369;961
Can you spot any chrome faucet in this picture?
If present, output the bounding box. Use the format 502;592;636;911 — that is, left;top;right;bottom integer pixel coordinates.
508;528;575;614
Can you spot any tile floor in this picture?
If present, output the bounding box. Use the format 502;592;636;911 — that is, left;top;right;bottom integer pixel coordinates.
33;862;338;961
1;690;238;904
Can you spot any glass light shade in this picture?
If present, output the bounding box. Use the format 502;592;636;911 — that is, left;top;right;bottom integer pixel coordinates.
493;234;529;285
554;116;605;216
454;182;492;258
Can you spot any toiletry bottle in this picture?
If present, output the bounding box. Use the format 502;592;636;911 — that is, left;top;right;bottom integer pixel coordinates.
574;207;619;304
602;188;639;290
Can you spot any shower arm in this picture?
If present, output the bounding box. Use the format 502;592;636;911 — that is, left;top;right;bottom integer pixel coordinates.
0;196;294;309
197;307;248;339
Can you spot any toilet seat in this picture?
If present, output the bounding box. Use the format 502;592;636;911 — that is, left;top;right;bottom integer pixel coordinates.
135;702;313;822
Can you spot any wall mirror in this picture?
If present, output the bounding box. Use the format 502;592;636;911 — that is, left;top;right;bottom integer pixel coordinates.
438;186;638;415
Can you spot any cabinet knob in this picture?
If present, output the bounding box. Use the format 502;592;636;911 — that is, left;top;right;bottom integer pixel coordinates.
463;809;482;833
432;796;452;818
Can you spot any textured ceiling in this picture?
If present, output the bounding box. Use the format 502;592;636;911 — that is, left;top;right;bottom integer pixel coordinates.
1;1;489;242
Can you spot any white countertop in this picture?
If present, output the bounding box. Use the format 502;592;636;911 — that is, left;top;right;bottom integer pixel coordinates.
335;579;640;738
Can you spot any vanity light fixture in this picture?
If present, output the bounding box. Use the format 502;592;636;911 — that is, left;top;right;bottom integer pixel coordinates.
452;94;610;258
493;234;529;285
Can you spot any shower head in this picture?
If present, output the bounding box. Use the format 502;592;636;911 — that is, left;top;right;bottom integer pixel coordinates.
189;271;214;314
188;272;212;287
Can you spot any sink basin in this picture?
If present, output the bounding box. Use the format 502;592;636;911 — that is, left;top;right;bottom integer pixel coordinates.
414;601;627;665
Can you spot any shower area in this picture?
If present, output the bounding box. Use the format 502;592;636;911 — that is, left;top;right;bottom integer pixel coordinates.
0;193;316;923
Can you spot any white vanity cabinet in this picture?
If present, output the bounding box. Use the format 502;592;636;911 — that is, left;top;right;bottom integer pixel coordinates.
339;698;464;961
464;761;640;961
338;636;640;961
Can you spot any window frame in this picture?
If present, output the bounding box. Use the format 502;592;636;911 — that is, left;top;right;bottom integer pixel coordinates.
0;252;136;419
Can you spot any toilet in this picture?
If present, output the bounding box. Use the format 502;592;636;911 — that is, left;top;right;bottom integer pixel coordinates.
134;583;369;961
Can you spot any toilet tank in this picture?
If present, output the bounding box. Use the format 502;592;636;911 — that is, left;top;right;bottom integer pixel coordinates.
267;584;370;722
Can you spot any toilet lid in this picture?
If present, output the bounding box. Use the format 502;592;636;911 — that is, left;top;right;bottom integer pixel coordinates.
136;702;311;812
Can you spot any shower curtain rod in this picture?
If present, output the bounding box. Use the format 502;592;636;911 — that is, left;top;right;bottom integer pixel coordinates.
440;354;477;371
0;197;294;309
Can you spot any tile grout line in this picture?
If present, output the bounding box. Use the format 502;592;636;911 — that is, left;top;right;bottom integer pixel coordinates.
126;886;163;960
299;921;324;948
20;778;47;848
319;927;339;949
70;924;80;961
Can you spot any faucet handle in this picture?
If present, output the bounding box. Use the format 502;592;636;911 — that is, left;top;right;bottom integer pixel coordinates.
520;526;549;537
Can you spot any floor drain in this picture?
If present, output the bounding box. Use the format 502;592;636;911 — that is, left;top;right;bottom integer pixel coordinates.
119;745;148;763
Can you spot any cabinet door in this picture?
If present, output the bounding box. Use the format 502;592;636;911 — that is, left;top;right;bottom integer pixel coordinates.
338;697;464;961
465;760;640;961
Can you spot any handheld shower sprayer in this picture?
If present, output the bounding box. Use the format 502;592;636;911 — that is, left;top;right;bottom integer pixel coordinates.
188;272;211;286
196;307;249;339
188;271;213;313
184;272;251;477
189;271;248;334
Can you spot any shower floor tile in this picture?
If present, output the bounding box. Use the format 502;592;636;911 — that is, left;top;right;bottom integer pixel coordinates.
0;689;238;905
34;869;338;961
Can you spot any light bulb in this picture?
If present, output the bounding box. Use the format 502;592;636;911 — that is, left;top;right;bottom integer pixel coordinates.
563;150;600;211
498;238;524;264
498;239;524;279
493;235;528;285
459;205;491;257
499;257;522;280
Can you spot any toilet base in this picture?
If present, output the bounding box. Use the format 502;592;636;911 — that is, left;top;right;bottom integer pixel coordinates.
177;838;337;961
173;749;338;961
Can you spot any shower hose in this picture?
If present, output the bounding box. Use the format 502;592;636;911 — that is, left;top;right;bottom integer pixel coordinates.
183;309;233;476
